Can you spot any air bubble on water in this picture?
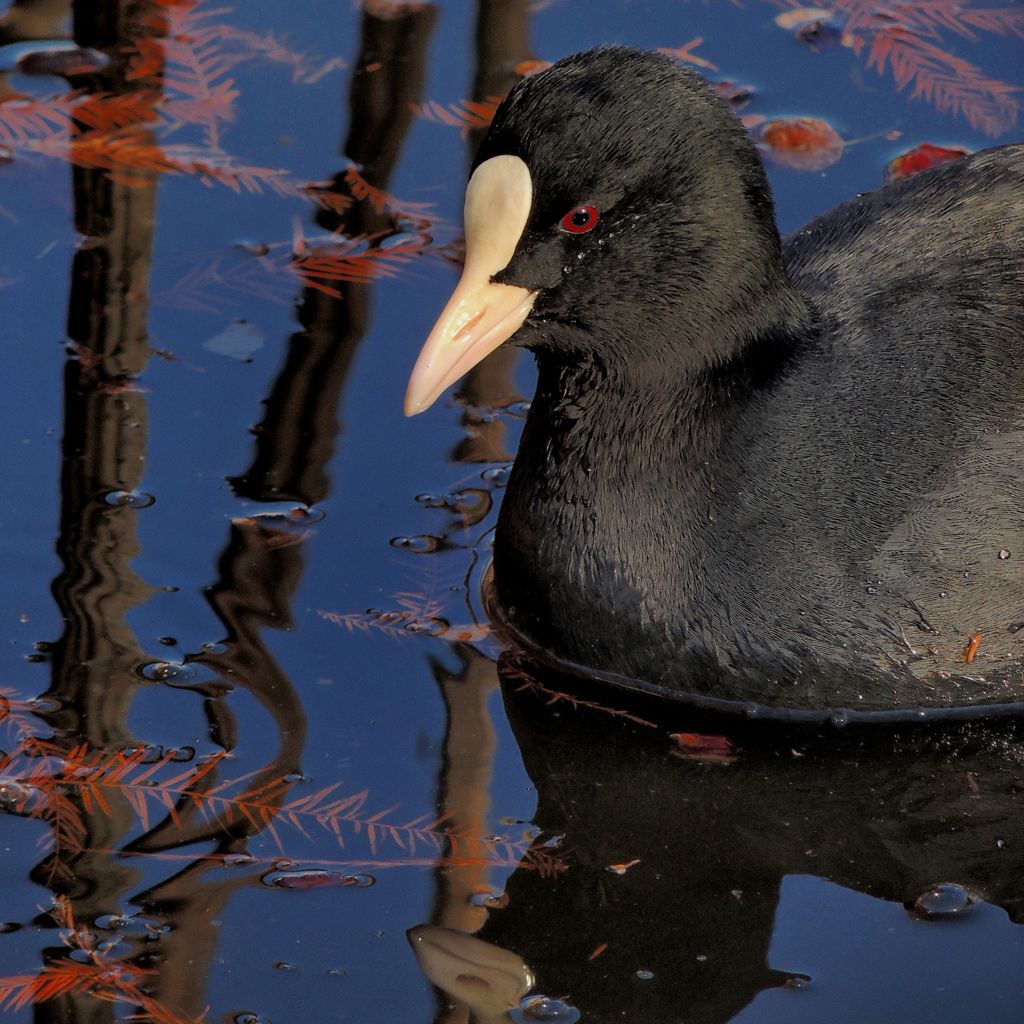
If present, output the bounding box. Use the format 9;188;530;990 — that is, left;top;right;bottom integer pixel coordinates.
510;995;582;1023
909;883;979;920
326;968;347;976
388;535;441;553
480;465;511;486
831;710;849;727
139;662;198;682
26;697;60;712
234;1013;271;1024
0;923;22;934
123;745;164;764
96;939;132;959
636;970;654;980
415;493;460;508
393;231;432;250
292;506;325;524
0;778;46;814
95;914;130;931
469;890;508;908
222;854;258;867
403;617;447;636
200;642;228;654
104;490;155;508
245;506;324;528
273;962;298;971
784;974;812;990
261;869;374;890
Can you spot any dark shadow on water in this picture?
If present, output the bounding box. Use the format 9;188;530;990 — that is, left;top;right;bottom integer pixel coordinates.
442;654;1024;1023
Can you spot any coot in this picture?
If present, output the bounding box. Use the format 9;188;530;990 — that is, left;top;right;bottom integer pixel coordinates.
405;46;1024;720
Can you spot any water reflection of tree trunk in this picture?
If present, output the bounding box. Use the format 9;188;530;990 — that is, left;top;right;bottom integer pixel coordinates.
45;20;160;752
121;518;311;1019
12;4;459;1024
229;1;438;506
117;6;440;1020
129;521;309;855
0;0;70;45
30;10;160;1024
28;3;306;1022
430;646;500;933
131;859;262;1022
424;645;500;1024
450;0;535;465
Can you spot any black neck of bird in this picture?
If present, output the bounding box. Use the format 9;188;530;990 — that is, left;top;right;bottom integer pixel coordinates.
492;295;813;650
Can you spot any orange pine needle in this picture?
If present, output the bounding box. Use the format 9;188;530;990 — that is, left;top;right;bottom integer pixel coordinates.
656;38;719;72
410;96;502;136
965;633;982;663
606;858;641;875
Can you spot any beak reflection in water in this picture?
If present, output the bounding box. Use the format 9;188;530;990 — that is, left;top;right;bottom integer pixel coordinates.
407;924;533;1022
406;925;582;1024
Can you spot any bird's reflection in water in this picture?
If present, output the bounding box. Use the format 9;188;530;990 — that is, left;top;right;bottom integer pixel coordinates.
410;653;1024;1023
408;925;535;1024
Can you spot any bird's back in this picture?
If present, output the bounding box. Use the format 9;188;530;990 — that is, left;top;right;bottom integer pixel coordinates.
698;146;1024;710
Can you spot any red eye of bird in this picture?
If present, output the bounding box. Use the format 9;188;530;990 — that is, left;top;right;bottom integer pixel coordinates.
562;205;599;233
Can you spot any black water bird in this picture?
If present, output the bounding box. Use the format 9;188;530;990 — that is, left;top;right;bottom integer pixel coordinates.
405;46;1024;720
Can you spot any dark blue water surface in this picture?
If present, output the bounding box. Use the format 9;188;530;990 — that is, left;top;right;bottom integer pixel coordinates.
0;1;1022;1022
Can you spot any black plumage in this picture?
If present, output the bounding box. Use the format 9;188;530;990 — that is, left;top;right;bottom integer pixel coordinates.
418;46;1024;718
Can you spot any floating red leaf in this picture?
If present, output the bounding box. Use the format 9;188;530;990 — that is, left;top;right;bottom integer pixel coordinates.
883;141;971;181
669;733;739;765
752;116;845;170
